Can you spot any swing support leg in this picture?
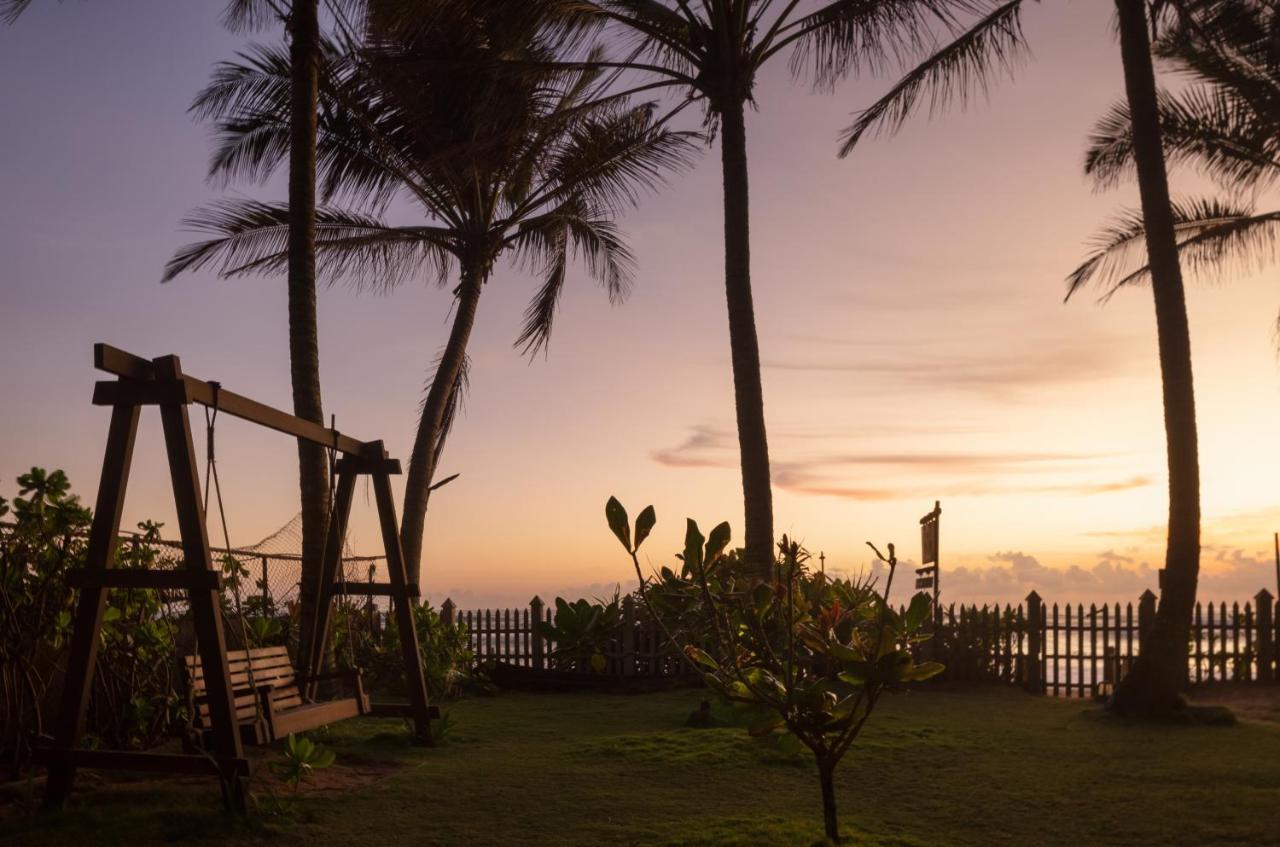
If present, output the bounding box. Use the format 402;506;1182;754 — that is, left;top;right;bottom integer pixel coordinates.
44;403;140;809
372;469;434;744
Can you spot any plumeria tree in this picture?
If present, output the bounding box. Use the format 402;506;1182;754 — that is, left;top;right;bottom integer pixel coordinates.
606;497;942;843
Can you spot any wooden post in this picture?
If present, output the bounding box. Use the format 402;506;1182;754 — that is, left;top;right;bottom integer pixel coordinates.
1024;591;1043;693
303;464;356;686
1138;589;1157;642
441;597;456;628
43;403;141;809
621;595;636;677
370;468;433;744
1256;589;1274;684
154;355;246;809
261;555;270;613
530;596;545;670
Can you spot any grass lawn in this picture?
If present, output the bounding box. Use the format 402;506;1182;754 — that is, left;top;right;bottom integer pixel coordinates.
4;684;1278;846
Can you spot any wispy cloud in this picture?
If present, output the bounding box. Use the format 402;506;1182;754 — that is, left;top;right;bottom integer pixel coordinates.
762;334;1143;400
652;425;1142;502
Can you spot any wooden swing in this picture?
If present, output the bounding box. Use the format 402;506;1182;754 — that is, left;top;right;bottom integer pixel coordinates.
37;344;436;812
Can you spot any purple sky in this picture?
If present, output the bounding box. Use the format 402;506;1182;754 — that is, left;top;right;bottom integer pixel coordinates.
3;1;1279;607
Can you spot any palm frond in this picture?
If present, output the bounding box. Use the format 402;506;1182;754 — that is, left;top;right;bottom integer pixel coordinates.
1085;86;1280;191
838;0;1027;157
1066;196;1280;301
164;198;453;291
1;0;35;24
510;207;635;355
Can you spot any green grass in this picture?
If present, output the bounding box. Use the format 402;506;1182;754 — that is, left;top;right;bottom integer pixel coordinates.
6;685;1279;846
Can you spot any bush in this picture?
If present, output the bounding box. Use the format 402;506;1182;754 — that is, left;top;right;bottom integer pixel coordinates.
344;601;474;700
0;469;184;776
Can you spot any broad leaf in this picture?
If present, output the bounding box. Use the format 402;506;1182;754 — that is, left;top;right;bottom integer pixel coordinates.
605;496;631;552
634;505;656;551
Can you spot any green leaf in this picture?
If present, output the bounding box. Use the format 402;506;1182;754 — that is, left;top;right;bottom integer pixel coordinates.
828;642;861;663
685;646;719;670
683;519;704;574
901;661;946;682
634;505;656;551
590;652;606;674
905;592;932;631
751;582;774;617
605;497;632;552
704;521;731;565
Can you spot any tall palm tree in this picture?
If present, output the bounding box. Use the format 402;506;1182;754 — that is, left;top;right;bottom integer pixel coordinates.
1067;0;1278;715
212;0;332;674
860;0;1202;717
165;13;696;586
448;0;1028;578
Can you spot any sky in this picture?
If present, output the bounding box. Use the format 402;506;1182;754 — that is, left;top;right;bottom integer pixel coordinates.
2;0;1279;609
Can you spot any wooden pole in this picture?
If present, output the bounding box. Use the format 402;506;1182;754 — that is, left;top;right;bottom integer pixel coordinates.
370;469;433;743
43;403;140;809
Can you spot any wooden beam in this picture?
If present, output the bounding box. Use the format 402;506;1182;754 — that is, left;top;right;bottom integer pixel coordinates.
34;747;250;777
95;343;155;381
92;344;387;459
333;581;421;598
67;569;223;591
92;379;190;407
335;454;403;475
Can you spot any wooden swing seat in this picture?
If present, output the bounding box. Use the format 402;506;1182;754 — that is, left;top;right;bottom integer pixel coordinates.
186;645;369;746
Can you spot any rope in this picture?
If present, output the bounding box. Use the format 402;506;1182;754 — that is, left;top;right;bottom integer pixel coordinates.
201;382;264;727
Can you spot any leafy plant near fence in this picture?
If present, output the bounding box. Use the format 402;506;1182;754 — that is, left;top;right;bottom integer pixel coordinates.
347;600;475;700
0;469;186;777
607;497;943;845
536;595;622;673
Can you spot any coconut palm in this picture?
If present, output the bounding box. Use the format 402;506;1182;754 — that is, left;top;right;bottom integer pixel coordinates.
438;0;1029;578
1065;0;1275;715
1069;0;1280;318
164;12;697;586
211;0;332;675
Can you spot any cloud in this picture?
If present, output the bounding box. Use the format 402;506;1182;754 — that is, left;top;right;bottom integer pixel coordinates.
761;335;1141;399
651;425;1148;502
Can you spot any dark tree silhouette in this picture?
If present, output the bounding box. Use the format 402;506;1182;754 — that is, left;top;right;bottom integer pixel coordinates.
165;11;696;586
1067;1;1280;716
214;0;332;674
1071;0;1280;329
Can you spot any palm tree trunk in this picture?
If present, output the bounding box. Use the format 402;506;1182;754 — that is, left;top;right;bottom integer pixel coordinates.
719;97;774;580
286;0;330;675
401;269;485;585
1111;0;1201;718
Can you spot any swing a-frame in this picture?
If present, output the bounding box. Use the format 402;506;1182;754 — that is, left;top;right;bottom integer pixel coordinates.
38;344;435;811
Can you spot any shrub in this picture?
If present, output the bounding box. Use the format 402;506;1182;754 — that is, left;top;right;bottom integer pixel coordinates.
0;469;184;776
536;594;622;673
607;497;943;844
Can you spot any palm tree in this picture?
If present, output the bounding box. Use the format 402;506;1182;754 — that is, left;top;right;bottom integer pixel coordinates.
212;0;332;675
1067;0;1280;715
165;12;696;586
447;0;1029;578
1070;0;1280;321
